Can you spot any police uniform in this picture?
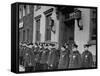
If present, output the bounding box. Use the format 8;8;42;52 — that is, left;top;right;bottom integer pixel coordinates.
58;48;70;69
55;49;60;69
36;47;43;70
33;46;40;71
19;45;24;65
34;47;43;71
23;45;35;72
23;51;31;72
28;45;36;72
81;50;93;68
20;45;26;66
39;48;49;70
69;50;82;69
47;48;58;70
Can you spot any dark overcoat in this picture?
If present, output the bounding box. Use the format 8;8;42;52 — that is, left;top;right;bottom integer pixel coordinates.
47;48;59;68
68;50;82;69
58;48;70;69
81;50;93;68
23;47;31;67
40;49;49;64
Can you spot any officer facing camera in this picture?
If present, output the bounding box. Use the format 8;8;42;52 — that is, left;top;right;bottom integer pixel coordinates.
58;45;70;69
81;44;93;68
69;43;82;69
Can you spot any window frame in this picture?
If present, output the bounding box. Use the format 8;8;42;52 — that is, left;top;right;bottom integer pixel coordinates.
44;8;54;41
35;18;41;42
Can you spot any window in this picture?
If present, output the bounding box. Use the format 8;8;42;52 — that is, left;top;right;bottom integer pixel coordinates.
45;14;52;41
19;5;30;19
23;30;25;42
22;5;25;16
43;8;53;41
89;8;97;45
24;5;27;16
27;5;30;14
36;19;40;42
27;29;29;41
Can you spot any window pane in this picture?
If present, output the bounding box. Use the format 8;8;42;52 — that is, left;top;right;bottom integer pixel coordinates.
36;19;40;42
27;5;30;14
45;14;51;41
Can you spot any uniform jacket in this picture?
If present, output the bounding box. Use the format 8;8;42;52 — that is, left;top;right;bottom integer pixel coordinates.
23;52;31;67
29;48;36;67
23;47;34;67
81;50;93;68
69;50;82;69
40;49;49;64
19;46;25;57
58;48;70;69
47;48;59;67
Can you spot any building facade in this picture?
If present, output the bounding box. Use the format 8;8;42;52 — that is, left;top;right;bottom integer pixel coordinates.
19;4;34;44
33;5;59;43
33;5;97;56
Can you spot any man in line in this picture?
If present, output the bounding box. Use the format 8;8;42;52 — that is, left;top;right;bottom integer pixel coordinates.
39;43;49;71
68;43;82;69
47;44;59;70
58;44;70;69
81;44;93;68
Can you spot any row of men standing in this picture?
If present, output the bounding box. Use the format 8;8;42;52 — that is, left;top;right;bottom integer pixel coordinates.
19;42;96;72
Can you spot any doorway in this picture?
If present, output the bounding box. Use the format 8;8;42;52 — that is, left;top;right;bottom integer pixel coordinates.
63;19;75;44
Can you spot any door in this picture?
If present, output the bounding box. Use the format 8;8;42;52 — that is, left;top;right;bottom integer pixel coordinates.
63;19;75;44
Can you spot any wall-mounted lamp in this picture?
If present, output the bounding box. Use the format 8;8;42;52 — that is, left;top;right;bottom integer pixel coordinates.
77;18;83;30
75;10;83;30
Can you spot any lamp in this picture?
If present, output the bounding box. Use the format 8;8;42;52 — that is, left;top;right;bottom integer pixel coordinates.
75;10;83;30
77;18;83;30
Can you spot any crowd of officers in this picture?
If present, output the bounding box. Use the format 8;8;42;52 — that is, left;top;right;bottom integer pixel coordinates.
19;42;96;72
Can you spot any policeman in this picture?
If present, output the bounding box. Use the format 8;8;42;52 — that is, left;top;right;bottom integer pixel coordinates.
20;43;26;66
39;43;49;71
35;43;44;71
37;44;44;70
47;44;58;70
23;44;31;72
19;43;23;65
65;43;71;55
81;44;93;68
33;43;39;54
54;43;60;69
58;44;70;69
67;38;74;54
27;44;36;72
68;43;81;69
34;43;41;71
